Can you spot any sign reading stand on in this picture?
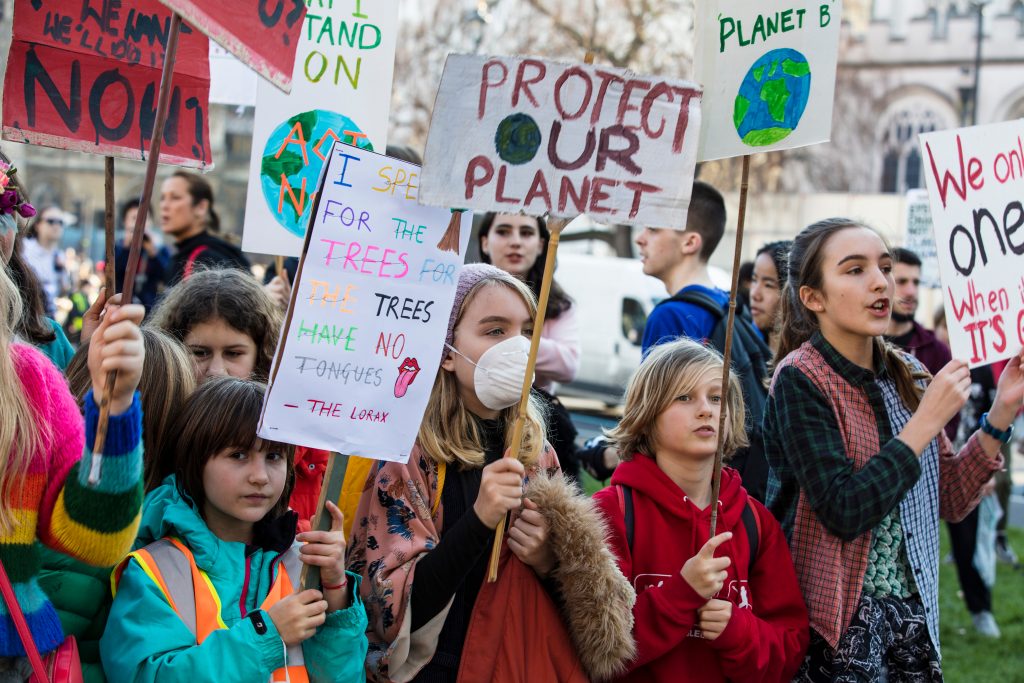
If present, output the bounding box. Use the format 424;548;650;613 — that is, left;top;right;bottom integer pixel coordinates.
259;142;471;463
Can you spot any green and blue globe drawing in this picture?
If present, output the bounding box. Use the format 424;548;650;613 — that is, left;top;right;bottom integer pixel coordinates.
495;112;542;165
734;48;811;147
260;110;373;237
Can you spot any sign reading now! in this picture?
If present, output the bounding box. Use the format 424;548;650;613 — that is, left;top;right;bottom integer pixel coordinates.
419;53;703;229
259;142;471;462
919;120;1024;367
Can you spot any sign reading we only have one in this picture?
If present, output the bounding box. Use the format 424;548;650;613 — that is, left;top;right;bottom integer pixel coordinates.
420;54;702;228
2;0;212;167
259;143;471;462
920;120;1024;368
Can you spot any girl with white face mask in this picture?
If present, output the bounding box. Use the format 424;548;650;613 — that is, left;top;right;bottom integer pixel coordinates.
348;264;635;683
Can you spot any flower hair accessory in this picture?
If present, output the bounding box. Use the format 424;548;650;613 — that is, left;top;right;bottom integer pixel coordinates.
0;159;36;218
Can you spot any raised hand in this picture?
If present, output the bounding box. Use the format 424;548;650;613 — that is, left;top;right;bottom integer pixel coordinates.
681;532;732;600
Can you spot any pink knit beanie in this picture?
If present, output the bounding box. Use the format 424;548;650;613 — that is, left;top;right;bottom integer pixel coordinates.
445;263;508;349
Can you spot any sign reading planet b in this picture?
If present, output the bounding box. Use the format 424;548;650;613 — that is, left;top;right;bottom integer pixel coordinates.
734;48;811;147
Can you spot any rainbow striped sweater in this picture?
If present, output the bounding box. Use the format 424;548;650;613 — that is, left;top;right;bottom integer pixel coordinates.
0;344;143;657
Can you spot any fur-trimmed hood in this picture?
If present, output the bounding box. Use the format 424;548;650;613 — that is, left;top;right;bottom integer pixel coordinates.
527;470;637;681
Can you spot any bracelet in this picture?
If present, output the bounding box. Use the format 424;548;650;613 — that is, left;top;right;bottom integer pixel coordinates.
979;412;1014;444
322;578;348;591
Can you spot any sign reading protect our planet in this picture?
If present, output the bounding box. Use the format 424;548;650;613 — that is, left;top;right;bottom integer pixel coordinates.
919;120;1024;368
694;0;842;161
258;142;471;462
241;1;398;258
419;54;703;228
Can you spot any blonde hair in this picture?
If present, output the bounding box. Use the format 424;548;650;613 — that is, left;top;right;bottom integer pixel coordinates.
0;262;43;531
607;338;747;461
417;276;546;469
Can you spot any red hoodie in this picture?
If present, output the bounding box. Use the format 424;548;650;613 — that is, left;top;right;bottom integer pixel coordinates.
594;458;808;683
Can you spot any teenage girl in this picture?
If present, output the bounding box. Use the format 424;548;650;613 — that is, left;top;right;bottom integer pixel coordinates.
748;240;791;354
348;263;634;682
149;268;327;518
763;218;1024;681
101;377;368;682
594;338;808;682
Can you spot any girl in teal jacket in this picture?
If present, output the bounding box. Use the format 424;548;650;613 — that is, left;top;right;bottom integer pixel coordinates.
100;377;367;683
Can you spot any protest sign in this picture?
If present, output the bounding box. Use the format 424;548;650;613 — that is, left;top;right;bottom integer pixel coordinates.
419;54;703;228
694;0;842;161
919;120;1024;367
258;142;471;462
2;0;213;168
155;0;306;92
209;43;258;106
241;0;399;257
904;188;941;289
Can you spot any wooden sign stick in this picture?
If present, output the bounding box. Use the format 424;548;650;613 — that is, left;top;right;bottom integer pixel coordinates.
103;157;116;296
486;217;569;583
88;13;182;486
301;452;351;590
708;154;751;538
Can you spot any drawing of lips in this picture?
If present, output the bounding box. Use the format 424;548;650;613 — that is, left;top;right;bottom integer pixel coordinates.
394;357;421;398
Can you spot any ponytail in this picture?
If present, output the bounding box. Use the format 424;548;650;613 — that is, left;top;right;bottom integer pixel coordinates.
877;337;930;412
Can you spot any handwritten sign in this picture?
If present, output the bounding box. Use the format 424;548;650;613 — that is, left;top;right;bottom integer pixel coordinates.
904;189;941;289
919;120;1024;367
258;142;471;462
241;0;399;257
419;54;702;228
694;0;842;161
155;0;306;93
2;0;213;168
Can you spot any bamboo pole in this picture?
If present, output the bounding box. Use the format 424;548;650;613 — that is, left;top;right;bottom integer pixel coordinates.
104;157;116;296
88;13;183;486
708;154;751;537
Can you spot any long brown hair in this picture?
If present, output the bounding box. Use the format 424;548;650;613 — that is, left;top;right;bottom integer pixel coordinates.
9;236;57;344
776;218;929;410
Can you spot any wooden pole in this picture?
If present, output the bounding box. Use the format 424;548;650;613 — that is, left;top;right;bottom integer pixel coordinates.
104;157;116;296
301;452;350;590
88;13;182;486
485;218;568;583
709;154;751;537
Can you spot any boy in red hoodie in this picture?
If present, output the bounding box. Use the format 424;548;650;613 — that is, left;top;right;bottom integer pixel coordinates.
595;338;808;682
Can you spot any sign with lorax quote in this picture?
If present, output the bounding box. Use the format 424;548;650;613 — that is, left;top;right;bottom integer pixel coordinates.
259;142;471;462
419;54;702;228
241;0;398;257
694;0;842;161
155;0;306;92
2;0;213;167
920;120;1024;367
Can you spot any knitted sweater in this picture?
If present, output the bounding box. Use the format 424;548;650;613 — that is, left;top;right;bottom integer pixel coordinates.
0;344;143;658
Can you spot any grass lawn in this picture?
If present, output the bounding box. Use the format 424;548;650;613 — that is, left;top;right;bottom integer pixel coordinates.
939;525;1024;682
578;469;1024;681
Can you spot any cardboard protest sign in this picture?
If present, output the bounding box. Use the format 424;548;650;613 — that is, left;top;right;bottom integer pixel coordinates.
2;0;213;168
258;142;471;462
919;120;1024;367
419;54;703;229
155;0;306;93
904;189;941;289
241;0;399;257
694;0;842;161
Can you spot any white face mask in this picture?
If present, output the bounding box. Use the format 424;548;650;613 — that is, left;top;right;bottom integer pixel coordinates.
446;335;533;410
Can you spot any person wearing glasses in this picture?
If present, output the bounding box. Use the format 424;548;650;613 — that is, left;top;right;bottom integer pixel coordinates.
22;206;70;317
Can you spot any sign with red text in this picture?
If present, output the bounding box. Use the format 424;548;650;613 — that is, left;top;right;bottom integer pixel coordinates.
241;0;399;257
694;0;842;161
258;142;471;462
919;120;1024;367
419;54;702;228
2;0;213;168
155;0;306;92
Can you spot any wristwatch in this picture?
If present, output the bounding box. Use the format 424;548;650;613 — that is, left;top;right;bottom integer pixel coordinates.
979;412;1014;444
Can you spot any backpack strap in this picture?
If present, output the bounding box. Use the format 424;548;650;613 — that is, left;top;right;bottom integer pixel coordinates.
183;245;208;280
741;500;761;573
666;289;726;319
615;484;635;554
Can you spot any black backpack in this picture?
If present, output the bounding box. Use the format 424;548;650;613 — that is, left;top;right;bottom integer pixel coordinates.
656;290;772;502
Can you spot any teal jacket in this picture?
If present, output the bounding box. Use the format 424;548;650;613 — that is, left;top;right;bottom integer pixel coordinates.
100;480;368;683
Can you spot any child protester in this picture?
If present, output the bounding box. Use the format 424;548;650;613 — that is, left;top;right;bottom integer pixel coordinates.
348;264;635;683
593;338;808;683
101;377;368;683
0;210;146;676
150;267;328;520
764;218;1024;681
